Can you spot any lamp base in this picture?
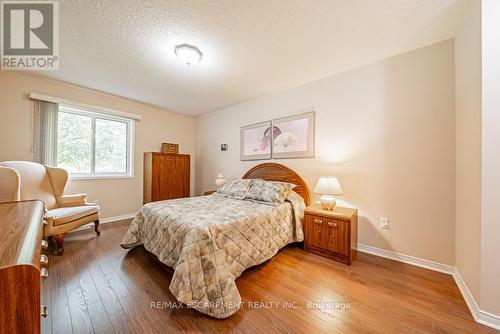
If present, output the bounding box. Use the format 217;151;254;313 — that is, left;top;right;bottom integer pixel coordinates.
320;195;337;210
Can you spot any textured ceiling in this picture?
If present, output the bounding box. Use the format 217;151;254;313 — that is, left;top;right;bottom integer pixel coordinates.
39;0;467;116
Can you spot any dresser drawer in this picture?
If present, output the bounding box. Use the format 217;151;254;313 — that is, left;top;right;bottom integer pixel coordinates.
0;200;45;334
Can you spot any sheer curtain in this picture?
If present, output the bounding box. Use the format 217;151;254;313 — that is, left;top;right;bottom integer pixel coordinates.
34;100;59;166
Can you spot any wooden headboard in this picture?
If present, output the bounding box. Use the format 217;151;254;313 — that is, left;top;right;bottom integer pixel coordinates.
242;163;311;205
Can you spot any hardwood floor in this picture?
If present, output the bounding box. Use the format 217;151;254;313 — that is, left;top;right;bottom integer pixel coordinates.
42;220;497;334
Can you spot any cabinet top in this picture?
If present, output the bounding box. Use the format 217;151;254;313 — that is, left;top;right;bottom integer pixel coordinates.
0;200;44;269
144;152;190;157
305;204;357;221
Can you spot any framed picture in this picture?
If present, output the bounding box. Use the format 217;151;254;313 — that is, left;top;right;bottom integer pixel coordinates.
271;111;315;159
240;121;273;160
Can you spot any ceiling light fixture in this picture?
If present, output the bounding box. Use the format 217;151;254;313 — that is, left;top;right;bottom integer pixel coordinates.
174;44;203;66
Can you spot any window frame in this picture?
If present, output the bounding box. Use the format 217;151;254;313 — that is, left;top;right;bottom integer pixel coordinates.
58;105;135;180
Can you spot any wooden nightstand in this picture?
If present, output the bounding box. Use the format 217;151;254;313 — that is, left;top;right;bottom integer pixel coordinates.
303;204;358;265
204;190;216;196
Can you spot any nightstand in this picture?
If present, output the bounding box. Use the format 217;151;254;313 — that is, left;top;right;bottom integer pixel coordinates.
303;204;358;265
204;190;216;196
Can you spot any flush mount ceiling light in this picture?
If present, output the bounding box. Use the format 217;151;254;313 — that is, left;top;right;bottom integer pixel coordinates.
174;44;203;66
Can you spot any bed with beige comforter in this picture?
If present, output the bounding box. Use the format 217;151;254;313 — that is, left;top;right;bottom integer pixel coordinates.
120;192;305;318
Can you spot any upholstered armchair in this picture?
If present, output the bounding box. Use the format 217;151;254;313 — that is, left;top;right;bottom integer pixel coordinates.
0;161;100;254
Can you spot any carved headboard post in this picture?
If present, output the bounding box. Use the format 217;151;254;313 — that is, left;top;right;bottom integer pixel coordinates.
242;163;311;206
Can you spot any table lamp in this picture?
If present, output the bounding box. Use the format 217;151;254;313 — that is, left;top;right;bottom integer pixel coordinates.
314;176;343;210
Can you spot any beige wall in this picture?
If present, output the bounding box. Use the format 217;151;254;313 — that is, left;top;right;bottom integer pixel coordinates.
480;0;500;316
454;0;500;317
454;0;482;304
196;40;456;265
0;72;196;219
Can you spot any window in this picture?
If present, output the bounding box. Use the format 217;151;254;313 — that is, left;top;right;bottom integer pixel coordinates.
57;106;134;179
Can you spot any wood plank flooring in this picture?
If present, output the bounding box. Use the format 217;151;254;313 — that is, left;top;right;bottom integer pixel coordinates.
42;220;497;334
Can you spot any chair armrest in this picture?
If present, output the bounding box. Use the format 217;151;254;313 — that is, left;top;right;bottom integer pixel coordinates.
57;193;88;207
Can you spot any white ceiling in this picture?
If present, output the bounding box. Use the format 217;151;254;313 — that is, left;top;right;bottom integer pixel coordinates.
39;0;467;116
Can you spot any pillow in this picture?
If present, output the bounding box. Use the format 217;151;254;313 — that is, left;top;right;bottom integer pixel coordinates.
217;179;255;199
246;179;296;203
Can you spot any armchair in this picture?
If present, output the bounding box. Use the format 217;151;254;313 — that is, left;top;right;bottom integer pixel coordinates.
0;161;100;254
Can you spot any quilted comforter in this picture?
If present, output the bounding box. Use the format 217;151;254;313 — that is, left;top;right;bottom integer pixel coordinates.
120;192;305;318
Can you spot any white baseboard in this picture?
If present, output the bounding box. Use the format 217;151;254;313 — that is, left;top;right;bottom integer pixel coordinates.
70;212;136;233
101;213;136;224
357;243;454;274
478;310;500;330
358;243;500;330
452;268;500;330
452;268;481;321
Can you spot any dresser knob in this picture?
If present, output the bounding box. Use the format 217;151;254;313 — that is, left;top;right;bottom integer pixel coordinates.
328;221;338;228
41;306;48;318
40;254;49;266
41;240;48;249
40;268;49;279
314;218;323;224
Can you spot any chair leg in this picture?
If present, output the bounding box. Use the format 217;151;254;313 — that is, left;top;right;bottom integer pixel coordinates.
94;220;101;236
53;234;64;255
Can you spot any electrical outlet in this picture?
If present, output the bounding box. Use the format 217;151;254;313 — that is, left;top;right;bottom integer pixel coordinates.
380;217;390;230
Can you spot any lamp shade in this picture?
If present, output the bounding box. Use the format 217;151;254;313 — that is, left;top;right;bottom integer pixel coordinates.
314;176;343;195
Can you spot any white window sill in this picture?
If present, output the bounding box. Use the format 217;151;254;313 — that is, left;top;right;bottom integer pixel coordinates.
69;174;134;181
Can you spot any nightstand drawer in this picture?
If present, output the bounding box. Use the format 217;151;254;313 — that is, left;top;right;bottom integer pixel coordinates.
323;220;349;256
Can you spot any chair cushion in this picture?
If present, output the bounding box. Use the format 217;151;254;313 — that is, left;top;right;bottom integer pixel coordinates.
48;205;99;226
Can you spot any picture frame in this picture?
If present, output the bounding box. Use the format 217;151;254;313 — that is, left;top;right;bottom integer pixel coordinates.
240;121;273;160
240;111;315;161
271;111;315;159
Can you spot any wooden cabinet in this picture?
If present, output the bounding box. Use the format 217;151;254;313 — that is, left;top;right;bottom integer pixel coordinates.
143;152;190;204
304;205;358;265
0;200;47;334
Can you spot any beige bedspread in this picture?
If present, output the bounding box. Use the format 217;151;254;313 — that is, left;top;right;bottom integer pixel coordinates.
120;192;305;318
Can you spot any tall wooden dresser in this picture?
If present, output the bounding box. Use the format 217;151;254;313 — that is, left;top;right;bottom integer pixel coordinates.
143;152;190;204
0;200;48;334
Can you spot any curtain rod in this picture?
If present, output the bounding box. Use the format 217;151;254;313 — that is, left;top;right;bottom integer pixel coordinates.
28;92;142;121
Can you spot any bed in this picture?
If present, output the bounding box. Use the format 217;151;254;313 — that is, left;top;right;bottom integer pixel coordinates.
120;163;311;318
